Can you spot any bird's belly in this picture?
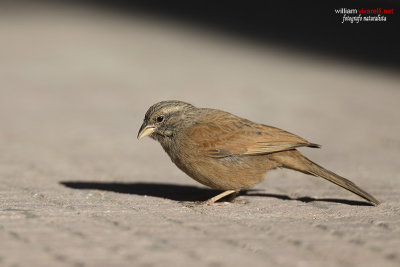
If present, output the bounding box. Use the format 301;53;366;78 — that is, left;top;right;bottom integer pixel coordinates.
173;154;279;190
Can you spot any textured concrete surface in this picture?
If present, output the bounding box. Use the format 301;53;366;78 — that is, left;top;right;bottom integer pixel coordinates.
1;4;400;267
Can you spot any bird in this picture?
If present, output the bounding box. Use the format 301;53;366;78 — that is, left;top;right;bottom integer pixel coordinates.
137;100;379;206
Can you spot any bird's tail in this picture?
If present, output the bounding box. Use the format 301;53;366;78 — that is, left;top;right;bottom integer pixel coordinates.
270;150;380;205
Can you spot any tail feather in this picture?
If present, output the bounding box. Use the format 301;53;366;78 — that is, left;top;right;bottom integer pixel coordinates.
308;143;321;148
305;160;380;205
271;150;380;205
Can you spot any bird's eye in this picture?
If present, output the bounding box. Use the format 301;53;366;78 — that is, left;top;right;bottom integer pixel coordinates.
156;115;164;123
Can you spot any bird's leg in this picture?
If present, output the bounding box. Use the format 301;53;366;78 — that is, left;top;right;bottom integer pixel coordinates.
225;190;240;202
203;189;239;204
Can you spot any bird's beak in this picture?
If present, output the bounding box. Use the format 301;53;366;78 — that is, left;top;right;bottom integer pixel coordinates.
137;122;156;140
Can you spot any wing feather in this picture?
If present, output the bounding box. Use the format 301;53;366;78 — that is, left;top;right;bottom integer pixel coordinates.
185;109;319;158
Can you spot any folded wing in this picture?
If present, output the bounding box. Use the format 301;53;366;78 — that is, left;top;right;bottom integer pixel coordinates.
186;109;319;158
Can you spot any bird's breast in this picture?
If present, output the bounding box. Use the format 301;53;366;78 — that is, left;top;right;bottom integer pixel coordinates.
170;148;274;190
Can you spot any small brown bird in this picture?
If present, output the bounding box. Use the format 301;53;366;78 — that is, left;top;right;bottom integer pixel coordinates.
137;100;379;205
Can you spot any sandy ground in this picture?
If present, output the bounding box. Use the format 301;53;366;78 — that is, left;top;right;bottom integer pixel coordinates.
1;4;400;267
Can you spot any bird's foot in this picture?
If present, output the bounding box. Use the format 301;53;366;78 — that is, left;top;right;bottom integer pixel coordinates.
202;189;240;205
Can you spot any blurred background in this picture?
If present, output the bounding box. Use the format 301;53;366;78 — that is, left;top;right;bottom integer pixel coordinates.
1;0;398;178
1;1;399;266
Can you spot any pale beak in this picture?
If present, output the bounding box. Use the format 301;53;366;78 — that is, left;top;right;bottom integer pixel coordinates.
137;122;156;140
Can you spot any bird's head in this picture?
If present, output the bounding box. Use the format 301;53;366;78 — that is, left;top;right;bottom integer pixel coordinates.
137;100;196;142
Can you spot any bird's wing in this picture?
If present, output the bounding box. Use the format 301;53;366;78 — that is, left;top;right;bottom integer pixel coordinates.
186;110;319;158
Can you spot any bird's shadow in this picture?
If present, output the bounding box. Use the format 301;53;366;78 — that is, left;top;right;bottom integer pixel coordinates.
59;181;373;206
